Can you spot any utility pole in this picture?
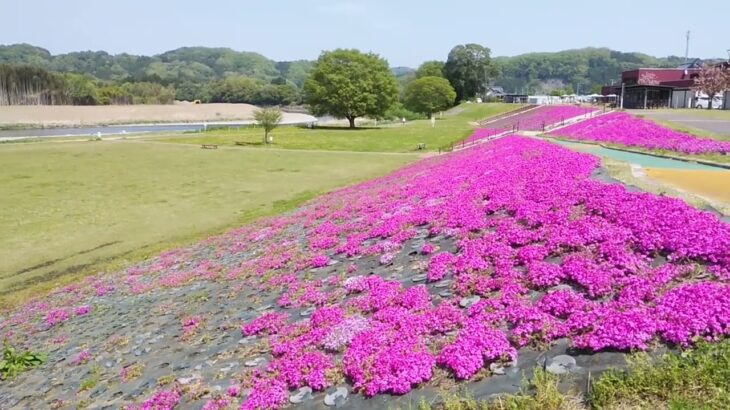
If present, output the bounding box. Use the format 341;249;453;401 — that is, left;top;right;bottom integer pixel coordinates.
620;83;625;109
684;31;690;64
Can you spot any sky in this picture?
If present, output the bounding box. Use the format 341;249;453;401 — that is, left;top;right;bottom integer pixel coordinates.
2;0;729;67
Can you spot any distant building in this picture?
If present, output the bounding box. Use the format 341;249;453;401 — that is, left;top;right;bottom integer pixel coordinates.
504;94;528;104
602;59;728;109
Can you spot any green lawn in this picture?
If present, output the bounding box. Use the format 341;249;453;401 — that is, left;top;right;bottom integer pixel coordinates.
0;140;416;306
154;103;520;152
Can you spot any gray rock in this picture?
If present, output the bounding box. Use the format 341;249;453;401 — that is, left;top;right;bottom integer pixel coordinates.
239;336;257;345
324;386;348;407
255;304;273;312
179;376;197;385
300;307;316;317
244;357;266;367
289;386;313;404
489;362;506;375
439;290;453;298
434;280;452;289
459;296;481;308
545;355;577;375
411;274;427;283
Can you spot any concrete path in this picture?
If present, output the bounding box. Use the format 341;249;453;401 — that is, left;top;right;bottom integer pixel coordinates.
633;110;730;137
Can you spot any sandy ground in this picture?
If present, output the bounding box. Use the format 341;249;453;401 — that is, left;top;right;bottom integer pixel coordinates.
0;103;263;127
644;168;730;205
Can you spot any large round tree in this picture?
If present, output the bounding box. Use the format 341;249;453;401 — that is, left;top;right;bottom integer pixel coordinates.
404;76;456;117
304;49;399;128
444;44;499;102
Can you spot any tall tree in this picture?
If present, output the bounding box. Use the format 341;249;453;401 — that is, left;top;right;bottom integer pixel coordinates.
404;76;456;117
695;65;729;109
415;61;445;79
444;44;498;101
304;49;399;128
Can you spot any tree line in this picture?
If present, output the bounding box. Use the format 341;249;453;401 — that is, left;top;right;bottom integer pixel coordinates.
0;64;308;106
0;64;175;106
303;44;496;127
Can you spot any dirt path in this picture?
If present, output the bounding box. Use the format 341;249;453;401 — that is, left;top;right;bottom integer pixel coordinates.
644;168;730;204
0;103;260;127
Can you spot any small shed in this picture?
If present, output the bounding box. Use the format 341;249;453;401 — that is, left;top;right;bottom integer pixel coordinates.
504;94;528;104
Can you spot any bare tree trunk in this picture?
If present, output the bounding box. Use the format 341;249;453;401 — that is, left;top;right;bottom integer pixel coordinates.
347;116;356;129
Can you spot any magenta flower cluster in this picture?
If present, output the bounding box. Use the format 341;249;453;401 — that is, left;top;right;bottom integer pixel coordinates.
133;388;182;410
482;105;596;131
551;111;730;154
2;134;729;410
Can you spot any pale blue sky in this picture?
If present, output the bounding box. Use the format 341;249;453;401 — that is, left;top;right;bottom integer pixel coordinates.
2;0;728;66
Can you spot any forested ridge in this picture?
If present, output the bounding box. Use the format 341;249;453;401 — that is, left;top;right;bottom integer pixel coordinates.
0;43;707;106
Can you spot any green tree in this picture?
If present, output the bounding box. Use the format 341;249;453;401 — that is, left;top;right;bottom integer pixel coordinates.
210;75;261;103
253;107;283;144
415;61;445;79
403;76;456;117
98;85;132;105
64;73;99;105
304;49;399;128
444;44;499;101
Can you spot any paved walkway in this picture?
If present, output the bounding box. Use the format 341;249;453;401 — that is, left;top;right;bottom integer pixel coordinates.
633;110;730;137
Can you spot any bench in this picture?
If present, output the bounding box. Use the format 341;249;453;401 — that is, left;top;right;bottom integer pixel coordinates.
201;144;218;149
416;143;426;150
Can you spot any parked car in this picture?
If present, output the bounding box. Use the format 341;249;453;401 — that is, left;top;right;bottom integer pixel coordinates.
695;95;724;109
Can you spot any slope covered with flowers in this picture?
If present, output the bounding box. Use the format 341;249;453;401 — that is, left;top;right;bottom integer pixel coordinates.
1;136;729;409
550;111;730;154
481;105;596;131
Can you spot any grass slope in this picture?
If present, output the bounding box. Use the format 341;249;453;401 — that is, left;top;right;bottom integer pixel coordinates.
155;103;520;152
0;140;415;306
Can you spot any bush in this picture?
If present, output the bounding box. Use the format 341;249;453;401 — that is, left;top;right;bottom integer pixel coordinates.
0;342;47;380
383;102;426;121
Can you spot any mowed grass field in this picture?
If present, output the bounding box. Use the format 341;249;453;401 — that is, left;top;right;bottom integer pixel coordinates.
0;140;416;306
155;103;519;152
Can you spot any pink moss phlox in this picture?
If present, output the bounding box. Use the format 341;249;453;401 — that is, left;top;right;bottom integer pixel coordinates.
242;312;289;337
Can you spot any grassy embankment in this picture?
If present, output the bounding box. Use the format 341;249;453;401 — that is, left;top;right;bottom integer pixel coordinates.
155;103;519;152
0;141;416;307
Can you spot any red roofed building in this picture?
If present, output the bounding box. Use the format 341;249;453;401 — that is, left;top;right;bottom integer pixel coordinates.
601;59;727;109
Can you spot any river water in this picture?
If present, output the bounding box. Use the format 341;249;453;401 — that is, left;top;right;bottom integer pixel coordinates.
0;116;319;141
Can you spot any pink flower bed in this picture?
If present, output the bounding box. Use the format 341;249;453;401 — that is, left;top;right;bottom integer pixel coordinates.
2;136;729;409
481;105;596;131
461;128;507;146
550;112;730;154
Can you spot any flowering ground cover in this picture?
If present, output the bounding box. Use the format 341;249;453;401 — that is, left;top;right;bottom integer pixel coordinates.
550;112;730;155
458;128;507;147
480;105;597;131
0;136;728;409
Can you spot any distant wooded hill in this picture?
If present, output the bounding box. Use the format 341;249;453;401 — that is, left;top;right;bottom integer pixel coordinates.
0;43;713;105
494;48;698;94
